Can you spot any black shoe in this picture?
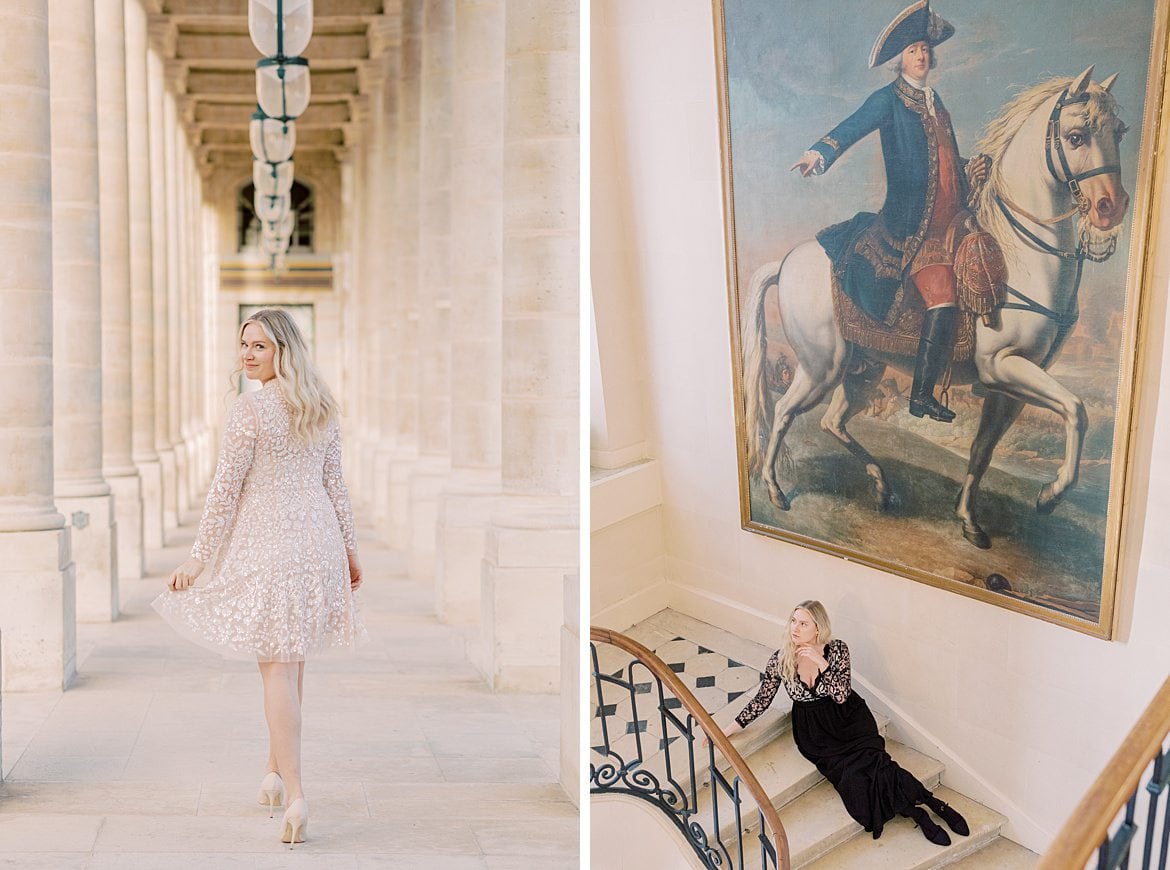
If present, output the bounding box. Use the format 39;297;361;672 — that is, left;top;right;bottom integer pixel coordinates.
909;307;957;423
909;395;957;422
926;796;970;836
908;805;951;846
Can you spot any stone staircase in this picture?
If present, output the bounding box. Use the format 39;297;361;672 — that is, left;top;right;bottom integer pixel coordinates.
591;609;1039;869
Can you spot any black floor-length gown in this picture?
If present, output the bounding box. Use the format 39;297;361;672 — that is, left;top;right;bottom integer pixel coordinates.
735;638;928;839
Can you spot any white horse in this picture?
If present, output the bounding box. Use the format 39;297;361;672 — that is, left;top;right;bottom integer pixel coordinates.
743;66;1129;549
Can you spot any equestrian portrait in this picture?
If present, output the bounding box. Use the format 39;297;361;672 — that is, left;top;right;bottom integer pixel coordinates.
717;0;1168;635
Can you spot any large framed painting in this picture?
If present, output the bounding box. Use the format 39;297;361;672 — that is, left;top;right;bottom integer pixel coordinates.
716;0;1170;637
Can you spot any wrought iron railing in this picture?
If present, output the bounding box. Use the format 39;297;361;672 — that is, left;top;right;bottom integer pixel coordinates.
1041;675;1170;870
590;626;790;869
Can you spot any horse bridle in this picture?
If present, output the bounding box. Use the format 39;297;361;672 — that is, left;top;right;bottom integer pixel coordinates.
994;87;1121;263
993;86;1122;366
1044;88;1122;209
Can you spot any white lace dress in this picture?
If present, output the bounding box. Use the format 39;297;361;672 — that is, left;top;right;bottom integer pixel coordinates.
152;380;365;662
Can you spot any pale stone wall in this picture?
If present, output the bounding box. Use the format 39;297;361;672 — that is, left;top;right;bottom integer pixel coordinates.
591;0;1170;852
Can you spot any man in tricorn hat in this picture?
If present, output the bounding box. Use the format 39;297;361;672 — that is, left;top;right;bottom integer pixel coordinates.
791;1;990;423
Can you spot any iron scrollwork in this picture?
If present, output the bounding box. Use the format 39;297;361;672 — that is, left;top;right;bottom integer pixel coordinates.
590;642;779;870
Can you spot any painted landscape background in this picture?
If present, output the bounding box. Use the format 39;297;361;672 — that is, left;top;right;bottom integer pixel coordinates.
723;0;1160;621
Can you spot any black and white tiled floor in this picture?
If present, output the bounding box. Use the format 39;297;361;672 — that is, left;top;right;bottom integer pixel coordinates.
591;630;767;763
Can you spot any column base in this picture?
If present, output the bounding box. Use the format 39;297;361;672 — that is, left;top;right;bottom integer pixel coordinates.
560;572;580;806
355;432;379;513
135;457;165;549
106;467;143;580
476;495;577;692
435;474;499;625
372;446;395;537
158;447;178;531
56;493;118;622
408;458;450;582
0;526;76;691
387;451;417;551
174;440;190;515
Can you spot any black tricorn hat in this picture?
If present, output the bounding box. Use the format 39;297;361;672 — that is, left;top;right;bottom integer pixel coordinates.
868;1;955;69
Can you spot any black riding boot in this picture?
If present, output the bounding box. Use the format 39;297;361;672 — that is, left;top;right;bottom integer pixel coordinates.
909;306;957;423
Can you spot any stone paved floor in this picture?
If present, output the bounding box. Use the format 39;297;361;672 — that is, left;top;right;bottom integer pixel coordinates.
0;511;579;868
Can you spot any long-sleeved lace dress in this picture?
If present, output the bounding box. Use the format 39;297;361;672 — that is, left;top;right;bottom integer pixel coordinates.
152;380;365;662
734;639;930;839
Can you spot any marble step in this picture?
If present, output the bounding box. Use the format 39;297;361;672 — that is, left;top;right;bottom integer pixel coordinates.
694;707;891;843
765;740;945;868
801;786;1006;870
943;835;1039;868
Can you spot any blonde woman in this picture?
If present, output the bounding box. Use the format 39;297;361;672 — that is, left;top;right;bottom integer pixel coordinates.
153;309;364;848
722;601;968;847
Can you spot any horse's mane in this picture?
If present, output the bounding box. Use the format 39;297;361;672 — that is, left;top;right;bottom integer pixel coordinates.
973;76;1122;251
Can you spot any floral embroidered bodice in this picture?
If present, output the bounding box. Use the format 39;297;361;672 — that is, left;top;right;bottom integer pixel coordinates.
191;380;356;562
735;639;853;729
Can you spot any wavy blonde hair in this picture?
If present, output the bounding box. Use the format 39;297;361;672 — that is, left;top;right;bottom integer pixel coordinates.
233;308;339;443
780;600;833;687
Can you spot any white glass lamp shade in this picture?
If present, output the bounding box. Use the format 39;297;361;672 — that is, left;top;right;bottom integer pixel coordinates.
249;0;313;57
254;192;290;223
253;159;294;197
262;212;296;239
249;115;296;163
256;59;310;120
261;234;289;257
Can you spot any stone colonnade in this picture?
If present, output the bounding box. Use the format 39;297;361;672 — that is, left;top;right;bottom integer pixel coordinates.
0;0;579;700
0;0;217;691
345;0;579;692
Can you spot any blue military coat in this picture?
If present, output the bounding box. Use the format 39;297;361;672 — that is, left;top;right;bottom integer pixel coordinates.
811;77;969;322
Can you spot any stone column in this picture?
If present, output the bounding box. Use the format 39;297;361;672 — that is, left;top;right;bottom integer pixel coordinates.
164;93;189;516
353;92;377;512
147;45;177;531
50;0;119;623
560;572;580;804
388;0;424;551
337;149;360;476
478;0;579;692
124;0;163;549
435;0;504;624
410;0;455;581
369;40;401;538
0;0;76;691
95;0;143;583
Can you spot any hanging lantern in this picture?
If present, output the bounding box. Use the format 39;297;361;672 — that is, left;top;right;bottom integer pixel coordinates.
261;212;296;240
253;159;294;197
261;234;289;257
255;191;290;223
250;111;296;163
249;0;314;58
257;58;310;121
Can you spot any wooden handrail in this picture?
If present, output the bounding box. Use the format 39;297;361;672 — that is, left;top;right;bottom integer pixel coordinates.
1039;675;1170;869
591;626;792;870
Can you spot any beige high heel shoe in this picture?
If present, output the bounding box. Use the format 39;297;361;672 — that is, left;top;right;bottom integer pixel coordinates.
280;797;308;848
258;771;284;818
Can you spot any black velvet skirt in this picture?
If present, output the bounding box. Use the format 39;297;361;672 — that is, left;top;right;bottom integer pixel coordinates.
790;691;929;839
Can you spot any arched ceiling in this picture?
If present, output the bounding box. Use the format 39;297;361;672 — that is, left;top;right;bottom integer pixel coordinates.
145;0;400;177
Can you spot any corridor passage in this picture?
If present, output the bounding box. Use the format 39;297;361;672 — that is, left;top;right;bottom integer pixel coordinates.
0;511;577;868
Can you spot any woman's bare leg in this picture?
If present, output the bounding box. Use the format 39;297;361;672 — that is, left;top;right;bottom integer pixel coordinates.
264;660;306;776
259;661;304;802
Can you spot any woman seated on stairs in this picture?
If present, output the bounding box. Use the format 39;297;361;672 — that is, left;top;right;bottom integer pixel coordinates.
719;600;969;847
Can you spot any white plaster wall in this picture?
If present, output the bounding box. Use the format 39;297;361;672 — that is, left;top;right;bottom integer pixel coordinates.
591;0;1170;853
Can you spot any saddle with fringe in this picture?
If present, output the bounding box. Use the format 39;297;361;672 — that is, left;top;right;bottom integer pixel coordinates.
829;212;1006;363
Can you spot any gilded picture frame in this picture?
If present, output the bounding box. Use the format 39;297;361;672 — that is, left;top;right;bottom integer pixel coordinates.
715;0;1170;637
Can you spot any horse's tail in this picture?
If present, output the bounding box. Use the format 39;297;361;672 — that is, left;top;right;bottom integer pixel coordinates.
742;260;782;475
